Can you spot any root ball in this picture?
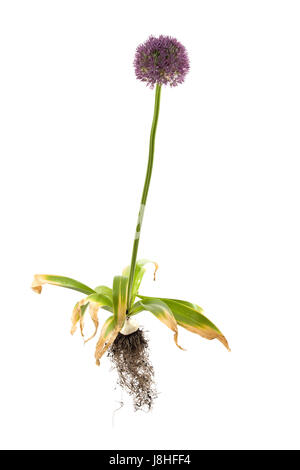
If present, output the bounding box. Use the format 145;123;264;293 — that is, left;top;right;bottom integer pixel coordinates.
108;329;157;411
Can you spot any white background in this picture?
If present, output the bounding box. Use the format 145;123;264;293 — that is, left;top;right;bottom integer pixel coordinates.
1;0;300;450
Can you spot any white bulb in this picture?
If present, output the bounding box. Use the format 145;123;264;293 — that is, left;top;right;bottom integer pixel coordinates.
120;317;139;335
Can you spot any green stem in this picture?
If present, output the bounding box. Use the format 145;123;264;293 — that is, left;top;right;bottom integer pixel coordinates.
127;84;162;310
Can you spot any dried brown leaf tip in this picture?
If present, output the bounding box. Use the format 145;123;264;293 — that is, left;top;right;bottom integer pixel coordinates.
181;324;230;351
70;299;101;344
71;299;86;336
31;274;45;294
153;262;158;281
156;310;184;350
84;303;100;344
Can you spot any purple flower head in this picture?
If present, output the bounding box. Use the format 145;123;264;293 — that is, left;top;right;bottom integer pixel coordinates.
134;35;189;88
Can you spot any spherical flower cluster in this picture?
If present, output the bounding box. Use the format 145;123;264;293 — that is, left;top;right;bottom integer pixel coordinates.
134;35;189;88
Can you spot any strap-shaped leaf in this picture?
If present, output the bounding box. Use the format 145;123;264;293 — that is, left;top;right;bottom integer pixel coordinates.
131;297;203;315
123;259;158;308
139;295;230;351
112;276;128;326
128;300;145;316
71;292;113;343
94;285;113;299
95;276;128;365
94;286;114;313
32;274;95;295
167;299;204;314
137;298;184;350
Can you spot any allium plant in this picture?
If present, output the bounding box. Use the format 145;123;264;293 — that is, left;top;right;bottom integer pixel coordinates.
32;35;230;410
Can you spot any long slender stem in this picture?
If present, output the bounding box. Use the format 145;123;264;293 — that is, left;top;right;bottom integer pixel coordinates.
127;84;162;310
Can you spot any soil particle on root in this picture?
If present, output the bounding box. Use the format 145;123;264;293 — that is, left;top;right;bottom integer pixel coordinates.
108;329;157;411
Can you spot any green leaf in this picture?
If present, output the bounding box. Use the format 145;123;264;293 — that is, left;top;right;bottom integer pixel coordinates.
123;259;158;308
166;299;204;314
112;275;128;323
132;298;184;350
88;292;113;309
128;300;145;316
138;295;230;351
101;305;113;313
32;274;95;295
95;275;128;365
94;285;113;299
